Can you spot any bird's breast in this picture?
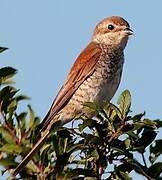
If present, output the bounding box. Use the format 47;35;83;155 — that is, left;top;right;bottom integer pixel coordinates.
69;52;124;114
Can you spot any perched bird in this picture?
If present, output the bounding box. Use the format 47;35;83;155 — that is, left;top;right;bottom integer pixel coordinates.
13;16;133;176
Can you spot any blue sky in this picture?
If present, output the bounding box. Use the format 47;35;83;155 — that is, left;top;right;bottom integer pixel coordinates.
0;0;162;179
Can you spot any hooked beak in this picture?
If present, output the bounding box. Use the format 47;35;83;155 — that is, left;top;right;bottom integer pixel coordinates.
124;27;134;36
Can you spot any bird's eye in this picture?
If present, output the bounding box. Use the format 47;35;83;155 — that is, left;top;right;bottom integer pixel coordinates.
107;24;114;30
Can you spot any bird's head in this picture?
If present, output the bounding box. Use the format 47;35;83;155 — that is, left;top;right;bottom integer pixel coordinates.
92;16;133;50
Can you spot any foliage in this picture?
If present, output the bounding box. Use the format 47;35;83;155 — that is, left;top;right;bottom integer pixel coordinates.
0;48;162;179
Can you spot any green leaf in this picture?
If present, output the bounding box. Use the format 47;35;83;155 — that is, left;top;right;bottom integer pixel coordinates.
127;122;145;132
104;103;122;120
90;149;99;160
124;139;131;149
131;112;145;122
83;102;101;112
136;127;157;150
26;160;39;174
119;171;132;180
66;143;83;154
0;47;8;53
0;67;17;85
154;120;162;129
117;90;131;119
124;159;152;179
84;178;98;180
0;79;15;85
127;131;138;139
143;119;156;128
0;144;23;154
28;105;35;126
6;112;14;127
0;86;19;113
111;147;125;155
0;157;17;168
15;95;30;102
65;168;96;178
0;126;16;144
115;165;133;180
28;105;39;130
55;152;71;173
150;140;162;163
15;112;27;133
117;163;133;173
7;99;17;113
0;86;18;100
79;118;96;131
85;134;100;145
40;144;51;164
51;135;60;156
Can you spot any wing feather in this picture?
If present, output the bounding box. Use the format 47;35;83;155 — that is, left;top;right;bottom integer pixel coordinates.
40;42;102;131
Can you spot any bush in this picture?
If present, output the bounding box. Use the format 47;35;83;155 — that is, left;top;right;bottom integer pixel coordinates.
0;48;162;179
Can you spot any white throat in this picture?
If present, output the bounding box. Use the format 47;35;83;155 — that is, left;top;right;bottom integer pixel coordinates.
92;32;129;50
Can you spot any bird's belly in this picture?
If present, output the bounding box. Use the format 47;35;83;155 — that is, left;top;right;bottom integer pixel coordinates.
95;75;121;106
69;70;122;114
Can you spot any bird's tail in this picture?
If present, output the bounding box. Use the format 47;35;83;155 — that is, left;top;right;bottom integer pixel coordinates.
13;130;50;177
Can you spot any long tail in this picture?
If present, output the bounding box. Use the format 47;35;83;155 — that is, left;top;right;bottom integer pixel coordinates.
13;130;50;176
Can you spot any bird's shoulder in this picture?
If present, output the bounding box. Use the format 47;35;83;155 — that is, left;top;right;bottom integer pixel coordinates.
66;41;102;83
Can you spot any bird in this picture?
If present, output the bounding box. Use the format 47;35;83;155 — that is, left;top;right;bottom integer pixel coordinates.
13;16;133;176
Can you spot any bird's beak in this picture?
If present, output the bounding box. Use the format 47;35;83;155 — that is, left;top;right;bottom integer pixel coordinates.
124;27;134;36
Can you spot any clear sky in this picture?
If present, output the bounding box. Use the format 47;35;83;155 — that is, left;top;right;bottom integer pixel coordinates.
0;0;162;179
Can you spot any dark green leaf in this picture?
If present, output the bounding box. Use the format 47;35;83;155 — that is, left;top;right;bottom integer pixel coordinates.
124;159;152;179
84;177;98;180
0;126;16;144
7;99;17;113
15;112;27;133
154;120;162;129
55;152;71;173
0;157;17;168
0;86;18;100
79;119;96;131
66;143;83;154
28;105;39;130
83;102;101;112
0;47;8;53
119;171;132;180
136;127;157;150
0;144;23;154
104;103;122;120
117;163;133;173
143;119;156;128
90;149;99;160
0;67;17;85
65;168;96;178
112;147;125;154
0;86;19;113
131;112;145;122
85;134;100;145
127;122;145;132
15;95;30;102
147;162;162;178
150;140;162;163
40;144;51;163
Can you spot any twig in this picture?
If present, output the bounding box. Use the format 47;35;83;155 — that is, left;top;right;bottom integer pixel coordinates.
108;124;126;143
3;123;19;144
141;152;147;168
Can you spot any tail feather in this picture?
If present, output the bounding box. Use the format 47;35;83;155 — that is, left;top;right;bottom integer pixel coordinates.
13;130;50;177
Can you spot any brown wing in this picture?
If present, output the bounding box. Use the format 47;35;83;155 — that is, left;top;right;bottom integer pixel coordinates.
40;42;102;131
